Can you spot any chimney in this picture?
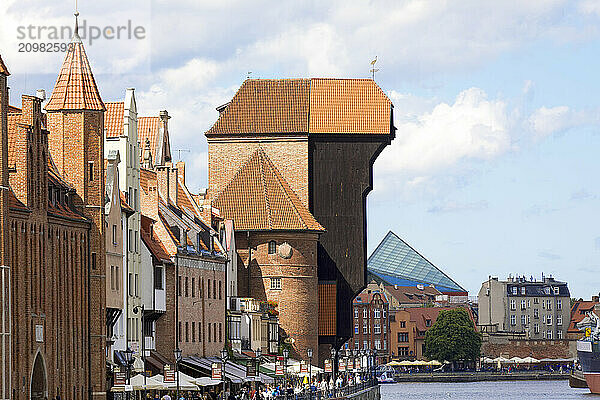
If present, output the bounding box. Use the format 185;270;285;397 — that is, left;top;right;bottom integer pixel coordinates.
35;89;46;101
156;165;170;202
176;161;185;184
167;162;177;205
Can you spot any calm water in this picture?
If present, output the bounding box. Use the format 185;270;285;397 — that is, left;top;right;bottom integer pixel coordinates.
380;380;598;399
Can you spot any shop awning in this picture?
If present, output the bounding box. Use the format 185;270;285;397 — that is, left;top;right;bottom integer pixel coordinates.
182;356;274;384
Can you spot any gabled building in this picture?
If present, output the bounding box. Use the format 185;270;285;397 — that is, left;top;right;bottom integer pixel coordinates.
104;89;143;359
206;78;395;361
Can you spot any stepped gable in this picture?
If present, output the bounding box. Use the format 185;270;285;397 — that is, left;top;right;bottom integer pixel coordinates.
105;102;124;138
213;147;324;232
206;78;392;135
44;25;105;111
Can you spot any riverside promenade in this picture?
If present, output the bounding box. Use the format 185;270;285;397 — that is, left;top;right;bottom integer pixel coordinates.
392;371;569;383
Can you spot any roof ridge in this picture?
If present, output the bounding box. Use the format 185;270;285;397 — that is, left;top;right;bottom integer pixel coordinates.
257;148;274;230
260;149;309;230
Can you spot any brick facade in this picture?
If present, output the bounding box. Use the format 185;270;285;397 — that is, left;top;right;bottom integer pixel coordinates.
235;231;319;362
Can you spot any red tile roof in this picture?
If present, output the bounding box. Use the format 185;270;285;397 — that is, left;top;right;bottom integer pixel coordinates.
406;306;475;336
213;147;325;232
141;214;173;264
7;189;28;212
385;285;441;304
45;37;105;111
140;168;157;194
105;102;124;138
8;105;20;113
206;78;392;136
120;191;134;215
568;301;598;333
0;54;9;75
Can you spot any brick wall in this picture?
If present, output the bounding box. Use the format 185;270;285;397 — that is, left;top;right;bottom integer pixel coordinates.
207;136;309;205
482;338;575;359
236;231;319;363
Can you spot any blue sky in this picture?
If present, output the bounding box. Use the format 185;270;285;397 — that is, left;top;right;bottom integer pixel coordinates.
2;0;600;298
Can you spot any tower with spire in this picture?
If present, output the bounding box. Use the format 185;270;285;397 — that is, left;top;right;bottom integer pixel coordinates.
45;12;107;400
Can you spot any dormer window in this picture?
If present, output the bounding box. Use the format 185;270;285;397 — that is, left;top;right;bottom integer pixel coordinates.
268;240;276;254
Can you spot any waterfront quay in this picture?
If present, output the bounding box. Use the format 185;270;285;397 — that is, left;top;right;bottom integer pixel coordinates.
391;371;569;383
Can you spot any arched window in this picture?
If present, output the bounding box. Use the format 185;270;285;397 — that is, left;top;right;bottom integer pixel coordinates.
268;240;277;254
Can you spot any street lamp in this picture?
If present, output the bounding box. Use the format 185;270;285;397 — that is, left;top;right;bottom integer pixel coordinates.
133;305;146;400
307;348;313;399
174;348;182;400
283;348;290;393
221;348;228;400
372;349;378;384
124;347;134;400
330;347;337;393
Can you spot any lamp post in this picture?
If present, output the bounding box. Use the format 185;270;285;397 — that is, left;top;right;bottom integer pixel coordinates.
283;348;290;396
174;348;182;400
307;348;313;400
133;305;146;400
124;347;134;400
221;348;228;400
255;348;262;393
372;349;378;384
330;347;336;395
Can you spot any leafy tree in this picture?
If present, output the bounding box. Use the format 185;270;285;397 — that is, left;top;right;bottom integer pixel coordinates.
424;308;482;369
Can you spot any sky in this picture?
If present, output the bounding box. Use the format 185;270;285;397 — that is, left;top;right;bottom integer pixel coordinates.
1;0;599;299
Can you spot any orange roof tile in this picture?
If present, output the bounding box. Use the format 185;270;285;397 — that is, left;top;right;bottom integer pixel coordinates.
105;102;124;138
213;147;325;232
120;191;134;215
141;214;173;263
0;54;9;75
140;168;157;194
177;179;199;218
568;301;598;333
138;116;160;162
206;78;393;136
45;34;105;111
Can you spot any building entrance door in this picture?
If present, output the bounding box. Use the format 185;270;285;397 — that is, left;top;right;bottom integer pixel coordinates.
30;352;47;400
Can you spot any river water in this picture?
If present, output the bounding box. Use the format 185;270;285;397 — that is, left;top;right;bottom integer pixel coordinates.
380;380;596;399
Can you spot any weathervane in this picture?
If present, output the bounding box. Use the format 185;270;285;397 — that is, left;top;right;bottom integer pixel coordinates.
175;149;190;161
370;56;379;80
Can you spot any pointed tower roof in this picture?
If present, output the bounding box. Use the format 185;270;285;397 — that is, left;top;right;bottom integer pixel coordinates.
0;54;9;75
213;147;325;232
45;13;105;111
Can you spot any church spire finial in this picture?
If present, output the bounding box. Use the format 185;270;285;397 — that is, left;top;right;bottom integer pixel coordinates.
72;0;82;43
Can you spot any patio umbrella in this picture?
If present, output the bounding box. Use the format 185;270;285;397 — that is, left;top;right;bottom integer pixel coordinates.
196;377;223;387
509;357;525;363
110;374;164;391
521;357;539;364
386;361;403;367
154;372;199;390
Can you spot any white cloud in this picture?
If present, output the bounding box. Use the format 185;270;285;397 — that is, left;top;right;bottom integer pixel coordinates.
579;0;600;16
528;105;598;138
377;87;512;176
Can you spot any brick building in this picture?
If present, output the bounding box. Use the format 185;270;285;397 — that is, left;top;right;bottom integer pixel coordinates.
348;282;390;365
0;19;107;399
206;78;395;362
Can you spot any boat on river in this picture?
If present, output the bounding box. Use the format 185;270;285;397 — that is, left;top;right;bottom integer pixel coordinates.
576;311;600;393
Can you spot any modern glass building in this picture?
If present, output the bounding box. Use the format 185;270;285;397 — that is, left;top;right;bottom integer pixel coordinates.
367;231;467;295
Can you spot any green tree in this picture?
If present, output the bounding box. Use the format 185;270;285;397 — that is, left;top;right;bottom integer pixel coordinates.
424;308;482;369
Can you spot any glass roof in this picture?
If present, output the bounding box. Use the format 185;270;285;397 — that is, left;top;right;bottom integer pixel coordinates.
367;231;465;292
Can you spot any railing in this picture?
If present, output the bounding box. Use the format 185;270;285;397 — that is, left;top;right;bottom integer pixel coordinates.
272;379;377;400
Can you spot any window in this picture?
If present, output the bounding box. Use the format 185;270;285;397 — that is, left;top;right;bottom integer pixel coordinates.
374;324;381;334
363;340;368;350
178;322;182;342
534;323;539;334
557;315;562;326
192;322;196;342
511;286;517;295
116;266;119;290
363;323;367;334
527;315;530;324
192;278;195;297
128;229;132;252
268;241;277;254
219;280;222;299
185;277;189;297
135;230;138;252
354;325;359;334
398;347;409;356
546;330;552;339
355;341;359;350
207;279;211;298
400;321;406;328
374;340;381;350
557;299;562;310
398;333;409;342
425;319;431;327
88;161;94;181
91;253;97;270
185;322;189;342
546;315;552;325
521;287;526;295
510;315;516;326
383;309;387;318
521;315;526;325
544;287;550;295
384;340;387;350
200;278;204;298
213;281;216;299
374;309;381;319
510;299;516;310
207;324;211;342
135;274;138;296
214;323;217;342
534;309;539;318
177;276;182;296
112;225;117;245
111;266;115;290
554;287;560;295
534;298;539;304
354;309;359;319
546;299;552;310
129;273;133;296
219;323;223;342
557;330;563;339
270;278;282;290
521;300;526;310
527;300;531;308
363;309;368;319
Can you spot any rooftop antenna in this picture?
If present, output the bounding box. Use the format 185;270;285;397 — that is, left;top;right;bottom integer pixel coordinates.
247;71;252;79
174;149;190;161
370;56;379;80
